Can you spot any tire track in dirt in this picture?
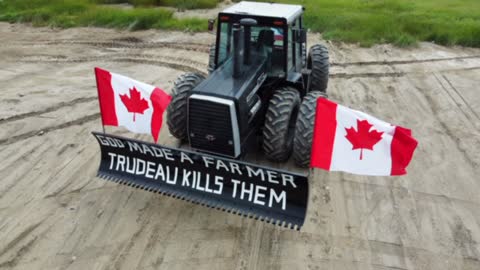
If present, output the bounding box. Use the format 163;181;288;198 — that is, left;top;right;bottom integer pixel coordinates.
331;72;406;79
17;55;208;77
5;40;210;53
0;96;97;124
433;74;480;127
0;219;44;268
9;39;480;69
331;66;480;79
331;55;480;67
0;113;100;146
18;55;479;79
416;83;477;168
0;236;38;268
442;74;480;121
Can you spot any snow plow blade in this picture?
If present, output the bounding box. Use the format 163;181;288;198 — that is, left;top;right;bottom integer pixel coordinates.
93;132;308;229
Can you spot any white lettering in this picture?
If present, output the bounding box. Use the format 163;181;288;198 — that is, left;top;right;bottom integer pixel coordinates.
282;174;297;188
195;171;205;191
127;141;143;153
182;169;191;186
145;161;155;178
154;164;165;181
98;135;109;146
141;144;154;157
162;149;175;161
180;152;194;164
214;176;223;194
246;166;265;181
269;189;287;210
254;185;267;205
108;152;116;169
202;156;214;168
216;160;229;172
135;159;146;175
231;179;241;198
151;146;164;158
108;137;124;148
125;156;135;174
166;166;178;184
116;155;126;171
267;170;279;184
204;174;213;193
240;182;254;201
230;162;242;175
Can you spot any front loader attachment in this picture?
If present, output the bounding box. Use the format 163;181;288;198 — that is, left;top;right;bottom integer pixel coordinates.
92;132;308;229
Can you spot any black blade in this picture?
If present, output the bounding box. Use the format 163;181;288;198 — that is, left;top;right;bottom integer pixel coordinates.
92;132;309;230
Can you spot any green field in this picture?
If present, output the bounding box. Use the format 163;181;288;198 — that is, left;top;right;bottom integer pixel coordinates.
0;0;214;31
1;0;479;47
293;0;480;47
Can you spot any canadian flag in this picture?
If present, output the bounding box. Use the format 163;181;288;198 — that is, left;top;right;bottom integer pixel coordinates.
311;98;418;176
94;67;171;142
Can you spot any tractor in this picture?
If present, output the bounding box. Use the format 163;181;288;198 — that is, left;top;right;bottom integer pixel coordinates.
166;1;329;168
93;1;329;229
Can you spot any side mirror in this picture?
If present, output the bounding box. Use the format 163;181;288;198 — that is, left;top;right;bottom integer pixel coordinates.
208;19;215;31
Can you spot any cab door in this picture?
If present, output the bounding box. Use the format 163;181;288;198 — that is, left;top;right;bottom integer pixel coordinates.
294;17;303;72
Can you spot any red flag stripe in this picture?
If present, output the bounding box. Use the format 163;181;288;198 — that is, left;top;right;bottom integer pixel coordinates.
94;67;118;126
391;126;418;175
310;98;337;169
150;87;172;143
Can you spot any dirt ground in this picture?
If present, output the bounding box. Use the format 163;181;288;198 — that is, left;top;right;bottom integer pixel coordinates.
0;22;480;270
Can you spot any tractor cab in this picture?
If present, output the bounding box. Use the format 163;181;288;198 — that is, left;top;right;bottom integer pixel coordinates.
212;1;307;80
167;1;329;166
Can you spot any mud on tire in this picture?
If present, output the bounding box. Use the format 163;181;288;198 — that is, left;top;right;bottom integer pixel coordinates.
262;86;301;162
293;91;328;167
308;44;329;93
166;73;205;139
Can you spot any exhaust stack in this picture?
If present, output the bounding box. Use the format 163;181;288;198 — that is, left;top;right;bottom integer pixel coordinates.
241;18;257;65
232;23;244;78
233;18;258;78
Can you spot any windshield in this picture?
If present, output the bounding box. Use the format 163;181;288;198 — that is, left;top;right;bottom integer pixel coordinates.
217;22;285;75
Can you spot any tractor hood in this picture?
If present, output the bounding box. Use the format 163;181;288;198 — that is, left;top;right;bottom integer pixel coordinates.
191;53;267;101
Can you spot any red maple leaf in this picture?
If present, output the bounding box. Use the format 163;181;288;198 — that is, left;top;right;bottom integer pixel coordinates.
119;87;149;122
345;119;384;160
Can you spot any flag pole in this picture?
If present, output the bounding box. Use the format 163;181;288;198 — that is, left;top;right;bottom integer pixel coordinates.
94;67;107;134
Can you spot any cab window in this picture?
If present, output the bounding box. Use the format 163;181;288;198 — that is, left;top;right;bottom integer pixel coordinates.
287;27;293;71
218;22;232;66
217;22;286;76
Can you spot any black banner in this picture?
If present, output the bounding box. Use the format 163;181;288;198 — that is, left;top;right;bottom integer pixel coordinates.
92;132;308;229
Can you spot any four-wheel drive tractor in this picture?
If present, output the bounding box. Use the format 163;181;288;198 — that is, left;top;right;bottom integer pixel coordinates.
93;1;329;230
167;1;329;167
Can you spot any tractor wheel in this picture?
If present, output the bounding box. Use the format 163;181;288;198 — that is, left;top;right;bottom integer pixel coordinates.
166;73;205;139
262;86;301;162
293;91;328;167
308;44;329;93
207;44;216;74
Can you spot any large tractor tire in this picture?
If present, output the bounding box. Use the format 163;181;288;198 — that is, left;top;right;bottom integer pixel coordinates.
308;44;329;93
293;91;328;167
262;86;301;162
207;44;216;74
166;73;205;139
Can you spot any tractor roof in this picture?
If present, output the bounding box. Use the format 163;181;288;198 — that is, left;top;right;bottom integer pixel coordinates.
222;1;303;23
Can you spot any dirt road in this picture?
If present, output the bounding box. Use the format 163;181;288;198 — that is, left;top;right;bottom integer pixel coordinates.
0;22;479;270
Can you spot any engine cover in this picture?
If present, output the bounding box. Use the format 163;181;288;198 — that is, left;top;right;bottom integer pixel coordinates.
187;53;267;158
